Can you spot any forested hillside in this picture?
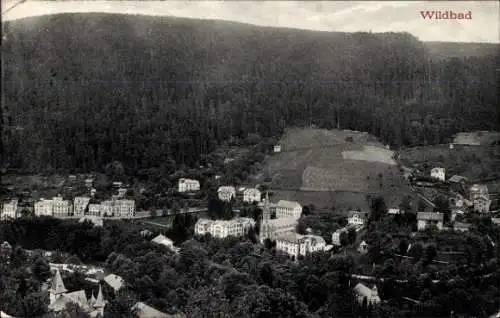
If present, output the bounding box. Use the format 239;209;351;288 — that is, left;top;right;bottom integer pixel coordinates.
2;13;498;176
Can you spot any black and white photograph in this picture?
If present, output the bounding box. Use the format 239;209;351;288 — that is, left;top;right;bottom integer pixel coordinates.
1;1;499;317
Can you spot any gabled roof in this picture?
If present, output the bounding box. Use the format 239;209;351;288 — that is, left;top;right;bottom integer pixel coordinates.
276;200;301;209
449;175;468;183
417;212;443;221
93;285;105;308
151;234;174;247
50;269;67;294
353;283;376;299
347;211;369;218
132;302;181;318
104;274;124;292
49;291;89;312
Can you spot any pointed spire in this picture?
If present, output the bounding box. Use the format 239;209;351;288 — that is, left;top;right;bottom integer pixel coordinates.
89;292;96;307
93;284;105;308
50;269;67;294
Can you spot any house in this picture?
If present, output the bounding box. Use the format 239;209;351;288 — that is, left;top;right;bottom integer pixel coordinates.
449;175;468;183
0;241;12;261
388;208;401;215
195;218;255;239
1;199;18;220
430;167;446;181
217;186;236;202
273;200;302;219
274;145;282;153
48;269;105;317
331;227;350;246
112;181;122;188
353;283;381;306
52;197;72;218
453;222;472;232
35;199;53;216
275;233;327;260
114;199;135;218
131;302;186;318
470;184;489;200
243;188;261;203
84;179;93;188
117;188;127;198
151;234;174;249
259;196;299;243
358;241;369;254
347;211;369;228
73;197;90;216
473;195;491;213
68;175;77;182
90;188;97;197
177;178;200;193
88;204;101;217
492;218;500;225
417;212;444;231
103;274;125;293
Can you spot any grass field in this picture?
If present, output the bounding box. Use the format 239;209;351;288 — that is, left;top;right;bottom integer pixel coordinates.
453;131;500;146
253;127;411;212
257;127;407;193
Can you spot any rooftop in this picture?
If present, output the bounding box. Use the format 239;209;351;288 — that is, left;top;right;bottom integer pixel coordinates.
417;212;444;221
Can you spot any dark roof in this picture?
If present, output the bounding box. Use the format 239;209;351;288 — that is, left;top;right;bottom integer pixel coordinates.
449;175;468;183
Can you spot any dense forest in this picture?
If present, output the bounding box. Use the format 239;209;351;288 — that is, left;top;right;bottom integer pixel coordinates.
2;13;499;176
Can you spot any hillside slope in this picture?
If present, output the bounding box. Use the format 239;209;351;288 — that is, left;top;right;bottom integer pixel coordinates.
2;13;498;175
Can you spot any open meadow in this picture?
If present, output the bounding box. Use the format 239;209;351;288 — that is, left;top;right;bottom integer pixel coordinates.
254;127;412;212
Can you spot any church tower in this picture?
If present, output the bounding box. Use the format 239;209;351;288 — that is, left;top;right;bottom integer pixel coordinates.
92;284;106;317
49;269;67;304
260;192;271;243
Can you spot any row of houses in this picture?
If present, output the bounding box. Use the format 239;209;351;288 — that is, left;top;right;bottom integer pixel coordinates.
1;196;135;220
177;178;263;203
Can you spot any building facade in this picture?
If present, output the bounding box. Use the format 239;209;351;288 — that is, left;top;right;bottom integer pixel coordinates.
217;186;236;202
259;196;298;243
177;178;200;193
52;197;72;218
431;167;446;181
273;200;302;219
73;197;90;216
35;199;53;216
473;196;491;213
194;217;255;239
275;233;326;259
1;199;18;220
353;283;381;306
114;200;135;218
417;212;444;231
243;188;261;203
347;211;369;227
469;184;488;200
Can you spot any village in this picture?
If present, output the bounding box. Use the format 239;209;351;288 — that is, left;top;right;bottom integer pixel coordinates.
1;137;499;317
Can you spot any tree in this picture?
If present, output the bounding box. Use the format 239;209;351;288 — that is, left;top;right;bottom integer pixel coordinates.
339;231;349;247
347;227;357;244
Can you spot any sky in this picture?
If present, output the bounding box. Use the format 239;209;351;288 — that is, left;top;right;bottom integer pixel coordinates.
2;0;499;43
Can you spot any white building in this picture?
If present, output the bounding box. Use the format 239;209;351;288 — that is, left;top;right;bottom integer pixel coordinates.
430;167;446;181
73;197;90;216
473;196;491;213
353;283;381;306
194;217;255;239
243;188;261;203
274;200;302;220
52;197;72;218
103;274;124;293
35;199;53;216
417;212;444;231
388;208;401;215
88;204;101;217
331;227;350;246
274;145;282;153
100;201;114;217
217;186;236;202
84;179;93;188
1;199;18;220
358;241;369;254
470;184;489;201
275;233;326;259
151;234;174;249
117;188;127;198
114;200;135;218
347;211;369;228
177;178;200;193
